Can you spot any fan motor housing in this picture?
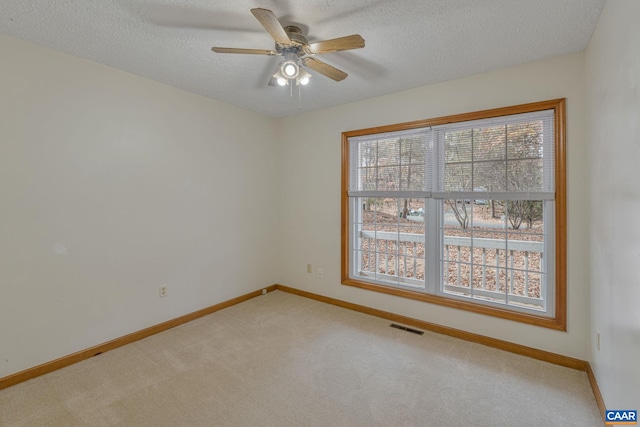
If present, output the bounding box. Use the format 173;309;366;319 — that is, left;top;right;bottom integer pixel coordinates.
275;26;308;56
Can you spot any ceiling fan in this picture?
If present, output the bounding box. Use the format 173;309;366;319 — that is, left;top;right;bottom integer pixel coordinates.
211;8;365;87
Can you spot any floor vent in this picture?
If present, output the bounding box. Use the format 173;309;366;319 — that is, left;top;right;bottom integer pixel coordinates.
390;323;424;335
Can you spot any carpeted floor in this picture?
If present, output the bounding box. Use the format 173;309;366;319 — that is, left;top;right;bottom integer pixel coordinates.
0;290;602;426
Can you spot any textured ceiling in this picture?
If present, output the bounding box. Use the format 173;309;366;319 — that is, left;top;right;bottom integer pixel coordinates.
1;0;605;118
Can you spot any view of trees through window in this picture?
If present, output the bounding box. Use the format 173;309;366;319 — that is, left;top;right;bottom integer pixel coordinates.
344;99;565;328
353;119;549;311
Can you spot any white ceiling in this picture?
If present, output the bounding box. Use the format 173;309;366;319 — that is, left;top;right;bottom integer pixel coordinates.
1;0;605;118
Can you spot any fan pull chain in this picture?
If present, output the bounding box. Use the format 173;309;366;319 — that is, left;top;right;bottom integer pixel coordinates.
298;84;302;109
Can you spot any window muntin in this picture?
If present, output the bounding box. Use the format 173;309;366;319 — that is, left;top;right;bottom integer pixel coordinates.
342;100;566;330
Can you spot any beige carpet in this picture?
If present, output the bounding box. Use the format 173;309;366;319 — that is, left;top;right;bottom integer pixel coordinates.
0;290;602;426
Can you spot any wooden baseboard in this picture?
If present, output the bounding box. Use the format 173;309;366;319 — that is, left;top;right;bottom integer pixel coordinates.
0;285;277;391
586;363;607;422
275;284;608;425
275;284;587;370
0;282;607;426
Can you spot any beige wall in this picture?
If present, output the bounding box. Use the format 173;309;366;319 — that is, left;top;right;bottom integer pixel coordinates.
0;34;279;377
1;26;613;383
277;53;590;359
586;0;640;409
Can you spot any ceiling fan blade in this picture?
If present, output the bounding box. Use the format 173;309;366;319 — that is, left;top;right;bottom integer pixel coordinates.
250;8;291;45
212;47;277;55
308;34;365;54
303;58;348;81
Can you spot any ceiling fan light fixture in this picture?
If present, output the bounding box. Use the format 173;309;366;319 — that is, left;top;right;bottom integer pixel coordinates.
280;60;299;78
296;69;311;86
272;67;290;86
212;8;365;91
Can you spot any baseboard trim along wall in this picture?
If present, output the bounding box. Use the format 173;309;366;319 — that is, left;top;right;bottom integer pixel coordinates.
0;285;277;391
0;283;605;423
586;363;607;420
276;285;585;368
274;284;606;422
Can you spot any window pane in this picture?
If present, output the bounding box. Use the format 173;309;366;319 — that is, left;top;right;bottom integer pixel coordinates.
400;136;426;164
507;121;543;160
442;200;545;311
442;202;474;297
473;160;506;192
473;126;506;161
353;135;428;193
358;166;377;191
377;139;400;167
444;162;472;191
400;137;426;191
377;165;400;191
443;200;506;301
355;140;377;191
504;201;545;310
353;197;426;288
506;159;543;192
504;200;544;230
400;165;425;191
445;129;472;163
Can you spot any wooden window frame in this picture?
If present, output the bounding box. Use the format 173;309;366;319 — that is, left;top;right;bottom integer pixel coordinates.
341;99;566;330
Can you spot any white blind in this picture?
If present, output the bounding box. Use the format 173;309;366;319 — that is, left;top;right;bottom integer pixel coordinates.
434;109;555;198
348;109;555;200
349;128;431;197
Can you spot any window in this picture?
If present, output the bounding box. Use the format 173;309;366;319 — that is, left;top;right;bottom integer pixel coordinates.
341;99;566;330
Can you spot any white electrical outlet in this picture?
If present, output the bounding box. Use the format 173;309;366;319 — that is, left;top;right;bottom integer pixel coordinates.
596;331;600;351
159;285;168;298
307;264;312;274
317;268;323;279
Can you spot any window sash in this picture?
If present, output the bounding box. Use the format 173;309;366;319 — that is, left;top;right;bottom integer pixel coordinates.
350;195;552;315
348;109;555;197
